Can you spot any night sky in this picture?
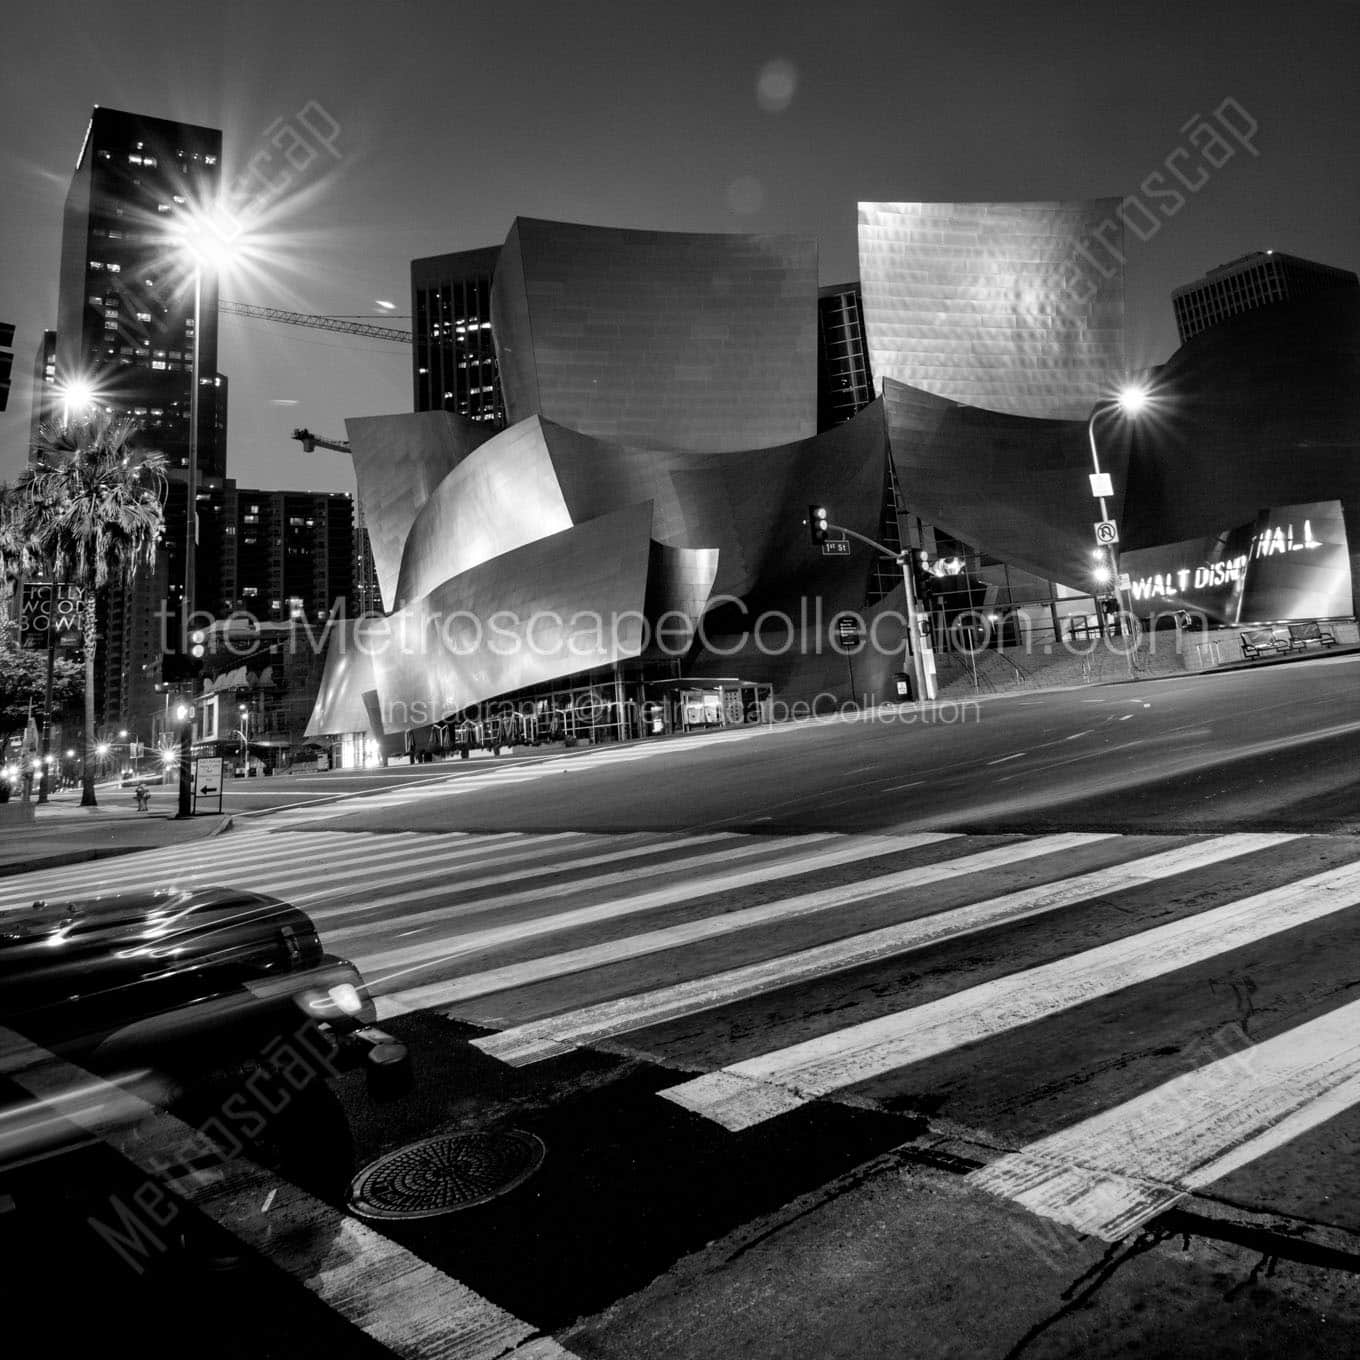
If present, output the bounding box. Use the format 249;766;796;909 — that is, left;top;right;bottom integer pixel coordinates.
2;0;1356;489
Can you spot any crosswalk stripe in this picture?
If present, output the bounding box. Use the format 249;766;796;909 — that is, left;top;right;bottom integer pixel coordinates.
168;831;591;909
326;826;848;946
0;829;354;908
0;1027;578;1360
969;995;1360;1241
473;832;1290;1066
660;836;1350;1131
371;832;1096;1018
319;832;767;934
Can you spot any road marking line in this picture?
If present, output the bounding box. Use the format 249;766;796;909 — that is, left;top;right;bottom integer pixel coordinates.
0;1027;578;1360
884;781;924;792
372;832;1093;1017
473;833;1286;1066
986;752;1027;765
325;833;833;943
660;834;1326;1130
365;834;958;1012
970;996;1360;1241
0;829;365;908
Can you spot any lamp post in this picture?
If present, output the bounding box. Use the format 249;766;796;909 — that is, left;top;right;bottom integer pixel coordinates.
1086;384;1150;676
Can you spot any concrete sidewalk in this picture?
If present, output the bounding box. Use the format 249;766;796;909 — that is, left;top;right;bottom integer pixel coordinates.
0;785;232;880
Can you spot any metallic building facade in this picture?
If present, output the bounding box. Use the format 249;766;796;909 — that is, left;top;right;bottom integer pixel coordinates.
858;201;1126;421
881;376;1121;589
492;218;818;452
344;409;495;612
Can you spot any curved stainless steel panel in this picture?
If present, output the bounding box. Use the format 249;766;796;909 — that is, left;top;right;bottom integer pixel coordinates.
344;410;494;612
491;217;818;452
883;377;1114;588
858;201;1127;420
394;416;573;610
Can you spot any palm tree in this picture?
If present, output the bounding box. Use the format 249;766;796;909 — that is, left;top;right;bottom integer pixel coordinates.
23;413;167;807
0;483;43;619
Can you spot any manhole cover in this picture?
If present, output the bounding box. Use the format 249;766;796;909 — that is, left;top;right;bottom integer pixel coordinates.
348;1130;546;1221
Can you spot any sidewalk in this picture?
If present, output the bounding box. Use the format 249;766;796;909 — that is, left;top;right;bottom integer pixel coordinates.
0;784;232;880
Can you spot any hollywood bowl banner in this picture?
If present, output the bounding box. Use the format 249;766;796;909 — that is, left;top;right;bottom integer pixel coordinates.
1120;500;1352;624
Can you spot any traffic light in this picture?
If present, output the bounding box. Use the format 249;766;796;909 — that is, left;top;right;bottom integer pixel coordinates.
911;550;936;603
807;504;829;545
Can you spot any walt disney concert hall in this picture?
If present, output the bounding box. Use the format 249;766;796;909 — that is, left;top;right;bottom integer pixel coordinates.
306;205;1360;757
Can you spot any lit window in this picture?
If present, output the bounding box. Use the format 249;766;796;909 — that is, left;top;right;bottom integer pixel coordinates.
151;360;167;370
205;154;217;166
108;264;121;273
137;312;152;323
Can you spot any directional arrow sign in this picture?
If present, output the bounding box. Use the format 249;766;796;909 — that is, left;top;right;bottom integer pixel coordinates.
1094;519;1120;546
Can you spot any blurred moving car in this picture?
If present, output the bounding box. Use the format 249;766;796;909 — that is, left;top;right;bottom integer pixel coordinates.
0;886;407;1248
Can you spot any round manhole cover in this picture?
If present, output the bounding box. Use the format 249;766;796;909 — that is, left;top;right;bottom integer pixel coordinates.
348;1130;546;1221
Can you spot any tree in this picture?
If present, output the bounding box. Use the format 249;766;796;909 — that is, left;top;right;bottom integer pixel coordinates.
22;414;167;806
0;626;83;748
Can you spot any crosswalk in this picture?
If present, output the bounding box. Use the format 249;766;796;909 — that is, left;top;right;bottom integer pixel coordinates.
7;822;1360;1247
249;729;780;827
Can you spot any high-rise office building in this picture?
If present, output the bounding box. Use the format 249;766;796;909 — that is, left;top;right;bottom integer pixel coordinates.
52;106;230;739
221;487;357;624
29;331;59;449
56;105;226;478
1171;251;1360;344
411;247;505;426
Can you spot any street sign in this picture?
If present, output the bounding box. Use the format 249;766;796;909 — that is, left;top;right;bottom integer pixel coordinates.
1089;472;1114;499
1116;572;1131;590
1094;519;1120;546
835;616;863;648
196;757;223;797
190;757;224;815
822;539;851;557
19;582;82;649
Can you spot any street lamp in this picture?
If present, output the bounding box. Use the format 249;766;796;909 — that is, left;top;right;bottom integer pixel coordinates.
172;211;238;638
1087;383;1151;671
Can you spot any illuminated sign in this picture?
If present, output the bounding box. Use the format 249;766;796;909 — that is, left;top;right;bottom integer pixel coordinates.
1120;501;1352;624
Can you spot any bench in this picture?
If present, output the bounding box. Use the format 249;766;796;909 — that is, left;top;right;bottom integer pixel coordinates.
1239;627;1291;660
1287;620;1339;650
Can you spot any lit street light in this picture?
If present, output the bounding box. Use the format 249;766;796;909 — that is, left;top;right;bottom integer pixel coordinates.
1087;383;1152;671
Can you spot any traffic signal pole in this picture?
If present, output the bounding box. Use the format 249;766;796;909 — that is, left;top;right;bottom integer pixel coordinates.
822;522;937;703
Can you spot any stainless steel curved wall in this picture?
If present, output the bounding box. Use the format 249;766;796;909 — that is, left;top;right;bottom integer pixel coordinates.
306;503;659;738
858;201;1126;421
491;217;818;452
394;416;573;610
882;377;1117;588
344;410;494;612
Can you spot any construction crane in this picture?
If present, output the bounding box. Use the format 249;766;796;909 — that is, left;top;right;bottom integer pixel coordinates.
219;300;411;345
291;427;382;615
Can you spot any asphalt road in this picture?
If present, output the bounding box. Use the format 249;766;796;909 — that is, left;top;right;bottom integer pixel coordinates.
227;652;1360;836
6;655;1360;1359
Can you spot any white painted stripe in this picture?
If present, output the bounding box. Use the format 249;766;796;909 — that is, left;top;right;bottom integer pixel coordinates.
970;996;1360;1241
0;829;355;907
0;1027;578;1360
373;833;1101;1018
323;826;832;946
181;832;590;911
475;833;1286;1066
662;835;1340;1131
